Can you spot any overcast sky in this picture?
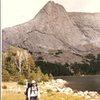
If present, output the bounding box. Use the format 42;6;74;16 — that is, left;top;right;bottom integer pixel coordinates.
2;0;100;28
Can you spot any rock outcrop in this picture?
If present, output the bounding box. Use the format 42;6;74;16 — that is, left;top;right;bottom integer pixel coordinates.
39;79;100;99
2;1;100;63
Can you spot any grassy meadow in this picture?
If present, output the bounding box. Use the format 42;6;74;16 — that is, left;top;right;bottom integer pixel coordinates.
2;82;100;100
2;91;88;100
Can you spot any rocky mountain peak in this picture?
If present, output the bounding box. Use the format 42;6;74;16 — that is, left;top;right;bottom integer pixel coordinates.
34;1;67;22
42;1;66;15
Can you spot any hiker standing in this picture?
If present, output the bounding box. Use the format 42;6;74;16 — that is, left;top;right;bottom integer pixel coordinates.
28;80;40;100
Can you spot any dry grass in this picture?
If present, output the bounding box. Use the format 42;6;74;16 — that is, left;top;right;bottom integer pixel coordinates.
41;92;87;100
2;91;88;100
2;92;25;100
2;82;25;91
2;82;100;100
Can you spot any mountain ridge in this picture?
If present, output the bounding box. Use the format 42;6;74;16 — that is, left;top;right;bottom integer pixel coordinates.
2;1;100;63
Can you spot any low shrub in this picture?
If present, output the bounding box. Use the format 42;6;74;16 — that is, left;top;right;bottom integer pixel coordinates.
47;89;53;93
2;85;7;89
18;76;26;85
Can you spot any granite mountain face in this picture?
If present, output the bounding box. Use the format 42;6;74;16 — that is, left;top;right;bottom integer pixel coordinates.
2;1;100;63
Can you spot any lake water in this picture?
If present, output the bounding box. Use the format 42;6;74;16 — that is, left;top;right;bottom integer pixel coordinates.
56;75;100;93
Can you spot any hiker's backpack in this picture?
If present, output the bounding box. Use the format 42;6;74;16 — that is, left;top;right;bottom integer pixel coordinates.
25;83;32;96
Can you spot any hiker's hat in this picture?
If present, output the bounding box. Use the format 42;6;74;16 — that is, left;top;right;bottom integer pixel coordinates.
31;80;36;84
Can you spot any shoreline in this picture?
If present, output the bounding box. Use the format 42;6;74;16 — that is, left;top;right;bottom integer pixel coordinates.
55;75;100;93
2;80;100;100
38;79;100;99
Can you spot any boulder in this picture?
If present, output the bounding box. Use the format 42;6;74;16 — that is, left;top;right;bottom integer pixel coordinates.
63;87;73;94
88;91;99;98
56;79;69;88
17;86;21;93
77;91;84;97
